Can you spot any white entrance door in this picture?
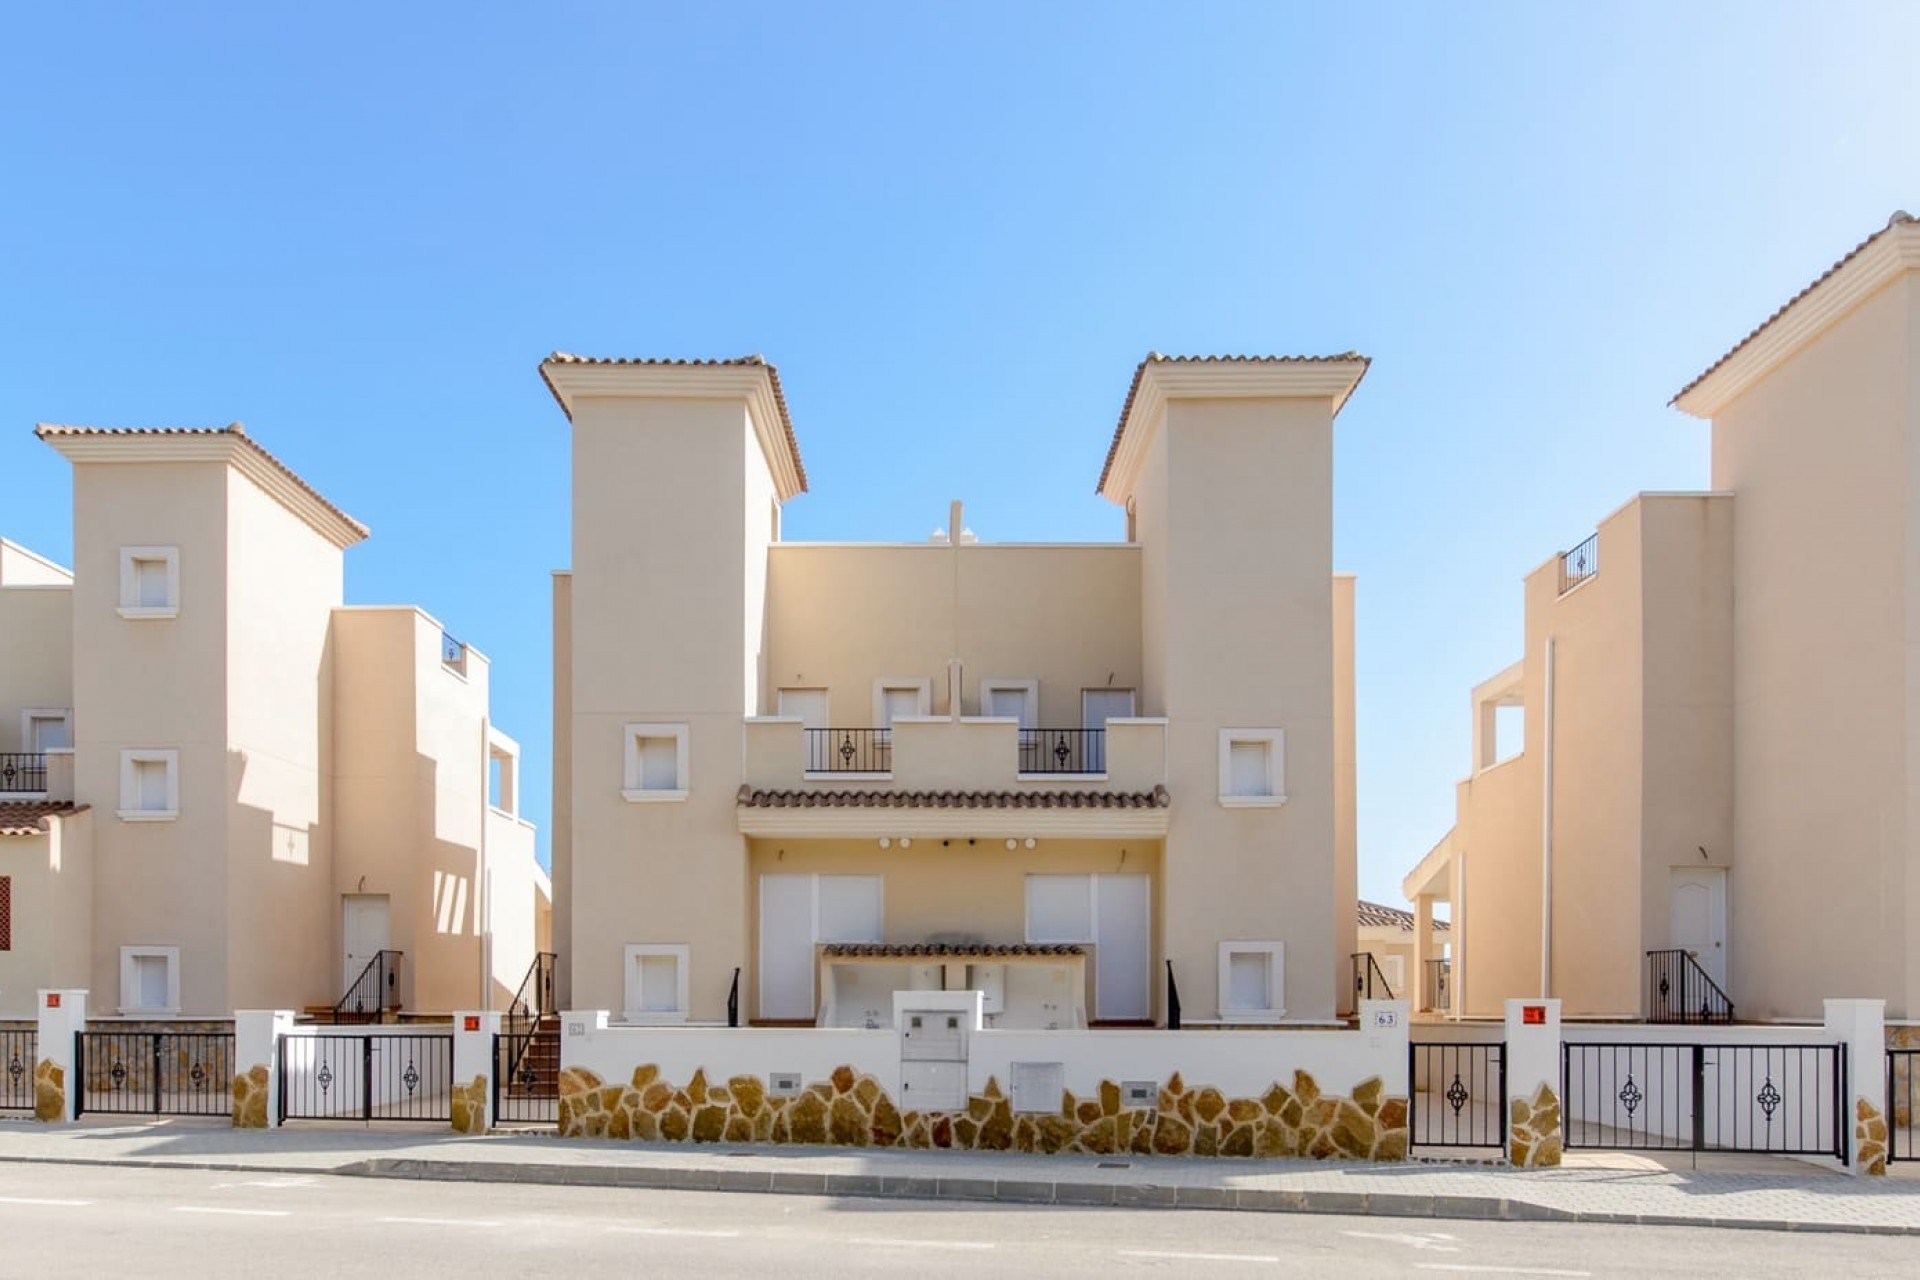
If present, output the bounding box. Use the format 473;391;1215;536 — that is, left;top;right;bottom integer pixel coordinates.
1081;690;1135;772
1094;874;1151;1021
759;874;815;1021
1669;868;1728;988
342;894;390;992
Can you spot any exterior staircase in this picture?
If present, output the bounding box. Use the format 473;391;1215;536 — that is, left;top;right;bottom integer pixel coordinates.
503;1014;561;1097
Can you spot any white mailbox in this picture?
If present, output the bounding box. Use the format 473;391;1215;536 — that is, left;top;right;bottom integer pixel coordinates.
899;1003;972;1112
900;1060;968;1112
900;1009;969;1061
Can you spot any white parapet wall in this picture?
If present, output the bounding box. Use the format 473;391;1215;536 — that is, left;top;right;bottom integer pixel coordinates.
554;1001;1413;1160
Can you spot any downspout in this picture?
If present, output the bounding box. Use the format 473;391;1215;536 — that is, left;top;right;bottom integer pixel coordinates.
479;717;493;1013
1540;636;1556;999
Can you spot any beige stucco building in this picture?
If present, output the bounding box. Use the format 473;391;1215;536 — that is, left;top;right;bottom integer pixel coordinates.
0;425;548;1020
1406;213;1920;1024
548;352;1365;1029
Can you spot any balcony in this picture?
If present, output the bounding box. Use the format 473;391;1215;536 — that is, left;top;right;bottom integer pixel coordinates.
0;753;47;795
1557;531;1598;595
747;716;1167;794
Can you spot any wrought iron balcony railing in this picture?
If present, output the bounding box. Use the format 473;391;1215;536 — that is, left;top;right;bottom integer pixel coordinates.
1559;532;1598;594
1646;948;1733;1023
804;728;892;773
0;753;47;794
1018;728;1106;774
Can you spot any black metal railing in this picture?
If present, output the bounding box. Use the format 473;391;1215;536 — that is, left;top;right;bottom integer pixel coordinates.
279;1032;453;1123
1646;949;1733;1023
1891;1049;1918;1163
0;1028;35;1110
1559;532;1598;594
1410;1041;1506;1149
1563;1042;1845;1159
1018;729;1106;775
441;631;466;670
74;1031;234;1117
1165;960;1182;1030
492;1031;558;1127
1351;952;1395;1002
0;753;47;794
727;967;741;1028
1426;959;1451;1013
804;728;892;773
500;951;556;1088
336;950;403;1023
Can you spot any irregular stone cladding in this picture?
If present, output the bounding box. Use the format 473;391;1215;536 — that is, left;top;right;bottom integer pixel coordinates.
33;1059;63;1122
1855;1097;1889;1176
451;1076;489;1135
231;1065;270;1128
1508;1082;1562;1167
557;1064;1409;1161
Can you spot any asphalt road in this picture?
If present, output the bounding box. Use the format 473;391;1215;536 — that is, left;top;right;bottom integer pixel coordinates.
0;1162;1909;1278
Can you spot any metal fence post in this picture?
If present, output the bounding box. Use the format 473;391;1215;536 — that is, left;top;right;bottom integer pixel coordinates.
361;1036;373;1123
72;1031;84;1119
151;1034;163;1116
1689;1045;1706;1152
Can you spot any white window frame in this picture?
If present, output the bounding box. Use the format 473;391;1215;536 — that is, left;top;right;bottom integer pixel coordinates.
117;748;179;822
117;545;180;619
621;723;689;802
622;943;690;1024
1218;728;1286;807
978;678;1037;725
871;678;932;726
119;944;182;1016
1217;941;1286;1020
21;708;72;754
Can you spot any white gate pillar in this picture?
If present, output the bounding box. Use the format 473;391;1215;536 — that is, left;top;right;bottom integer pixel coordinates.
1825;999;1887;1175
232;1010;294;1128
1504;997;1562;1166
34;990;87;1122
453;1011;501;1134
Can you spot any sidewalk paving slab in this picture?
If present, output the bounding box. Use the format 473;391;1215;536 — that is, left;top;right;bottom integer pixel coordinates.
0;1118;1916;1236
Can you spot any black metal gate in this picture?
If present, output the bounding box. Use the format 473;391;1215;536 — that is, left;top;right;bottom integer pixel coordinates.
74;1031;233;1117
278;1032;453;1123
1409;1041;1506;1150
491;1032;558;1126
1563;1042;1846;1160
0;1028;35;1112
1890;1049;1918;1163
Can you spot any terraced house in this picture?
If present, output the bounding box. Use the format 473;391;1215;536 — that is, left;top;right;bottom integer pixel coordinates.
1404;212;1920;1030
546;350;1367;1030
0;424;549;1022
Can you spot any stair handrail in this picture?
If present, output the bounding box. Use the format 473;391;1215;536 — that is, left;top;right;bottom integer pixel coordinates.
1646;948;1734;1023
336;949;402;1023
1351;951;1395;1002
502;951;558;1085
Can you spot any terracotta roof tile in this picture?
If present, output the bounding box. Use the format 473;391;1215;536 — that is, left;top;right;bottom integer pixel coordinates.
1097;353;1370;495
735;784;1170;810
34;423;369;540
1358;898;1449;931
1671;211;1918;408
0;801;84;836
539;353;807;492
822;942;1085;959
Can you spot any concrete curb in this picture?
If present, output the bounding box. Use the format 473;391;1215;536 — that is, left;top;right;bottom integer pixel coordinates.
1;1150;1915;1237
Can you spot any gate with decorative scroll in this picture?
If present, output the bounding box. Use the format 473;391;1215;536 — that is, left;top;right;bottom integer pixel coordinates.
1563;1042;1846;1161
1409;1040;1506;1151
277;1031;452;1123
73;1031;233;1117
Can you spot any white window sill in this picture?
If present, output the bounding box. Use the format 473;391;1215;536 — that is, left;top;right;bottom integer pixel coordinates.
1215;1008;1289;1022
117;809;180;823
116;606;179;620
618;1011;689;1025
117;1007;181;1018
621;789;688;804
1218;794;1287;808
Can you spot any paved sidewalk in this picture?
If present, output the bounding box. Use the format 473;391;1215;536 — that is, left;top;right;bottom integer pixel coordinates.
0;1117;1916;1236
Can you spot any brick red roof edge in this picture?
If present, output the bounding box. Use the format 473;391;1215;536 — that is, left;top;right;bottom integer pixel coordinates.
1358;898;1450;932
736;784;1170;810
822;942;1085;958
1097;353;1370;495
0;801;85;836
539;353;808;493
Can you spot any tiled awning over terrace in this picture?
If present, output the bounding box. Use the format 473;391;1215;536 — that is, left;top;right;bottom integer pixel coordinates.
735;784;1171;839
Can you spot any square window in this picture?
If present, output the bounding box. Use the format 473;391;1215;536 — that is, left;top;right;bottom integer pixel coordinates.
622;944;689;1023
118;749;179;821
1218;729;1286;806
621;724;688;802
117;546;180;619
1218;942;1285;1019
23;709;71;753
119;945;181;1015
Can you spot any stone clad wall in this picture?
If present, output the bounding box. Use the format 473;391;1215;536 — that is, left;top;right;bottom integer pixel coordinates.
1507;1082;1562;1167
33;1059;63;1122
558;1062;1409;1161
231;1065;270;1127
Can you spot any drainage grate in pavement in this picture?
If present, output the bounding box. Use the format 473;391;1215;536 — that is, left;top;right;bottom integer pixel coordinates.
1097;1161;1132;1170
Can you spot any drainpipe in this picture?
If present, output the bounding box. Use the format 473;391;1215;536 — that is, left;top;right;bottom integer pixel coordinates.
479;717;492;1013
1540;636;1556;999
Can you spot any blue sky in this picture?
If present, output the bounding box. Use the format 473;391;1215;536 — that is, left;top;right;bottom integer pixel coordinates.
4;3;1916;909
